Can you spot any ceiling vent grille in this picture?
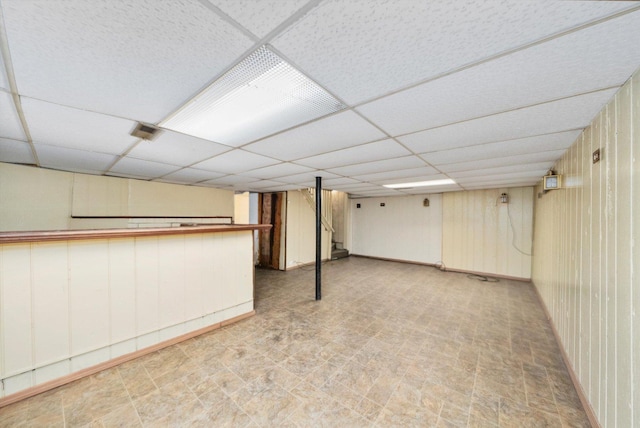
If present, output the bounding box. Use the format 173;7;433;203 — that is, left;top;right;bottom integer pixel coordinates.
130;122;162;140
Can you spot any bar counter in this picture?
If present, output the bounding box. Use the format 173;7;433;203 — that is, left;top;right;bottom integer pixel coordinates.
0;224;270;405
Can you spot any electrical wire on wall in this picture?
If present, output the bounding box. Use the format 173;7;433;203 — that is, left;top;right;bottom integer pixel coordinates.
506;202;532;256
495;194;533;257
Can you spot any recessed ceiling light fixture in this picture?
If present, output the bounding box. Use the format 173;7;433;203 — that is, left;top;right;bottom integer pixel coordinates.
383;178;456;189
162;46;346;146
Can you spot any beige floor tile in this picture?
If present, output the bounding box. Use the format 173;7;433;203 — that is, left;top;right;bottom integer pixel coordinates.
99;402;142;428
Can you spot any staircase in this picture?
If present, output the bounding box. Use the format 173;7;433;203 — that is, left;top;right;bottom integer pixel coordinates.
331;241;349;260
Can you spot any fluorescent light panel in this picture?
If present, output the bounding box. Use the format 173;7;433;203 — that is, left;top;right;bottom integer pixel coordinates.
383;178;456;188
162;46;345;146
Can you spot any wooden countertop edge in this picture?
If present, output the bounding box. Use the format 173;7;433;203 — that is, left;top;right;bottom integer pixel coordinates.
0;224;272;244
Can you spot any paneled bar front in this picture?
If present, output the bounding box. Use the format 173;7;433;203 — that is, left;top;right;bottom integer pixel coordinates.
0;224;270;406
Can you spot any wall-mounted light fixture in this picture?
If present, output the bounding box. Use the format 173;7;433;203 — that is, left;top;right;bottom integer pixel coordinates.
423;198;429;207
500;193;509;203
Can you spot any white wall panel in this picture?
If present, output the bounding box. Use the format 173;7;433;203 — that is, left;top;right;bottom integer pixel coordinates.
201;234;222;313
108;239;136;343
0;244;32;376
631;71;640;428
184;234;205;320
31;242;69;365
68;240;110;355
532;71;638;427
350;195;442;264
442;187;533;279
134;237;159;335
158;235;185;328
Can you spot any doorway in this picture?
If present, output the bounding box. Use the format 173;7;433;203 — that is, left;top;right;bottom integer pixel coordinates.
257;192;286;270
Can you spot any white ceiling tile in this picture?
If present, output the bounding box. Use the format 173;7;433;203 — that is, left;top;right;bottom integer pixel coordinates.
0;92;26;141
208;0;309;38
192;149;280;173
238;162;314;179
455;170;547;184
420;131;581;166
398;89;617;153
34;144;118;174
273;0;635;104
269;170;340;184
329;182;377;191
22;98;138;154
244;110;386;160
254;184;303;192
326;155;426;176
354;167;441;183
3;0;253;122
109;157;181;179
241;179;288;190
201;175;257;186
462;179;539;190
296;139;411;169
127;131;231;166
399;184;463;195
358;11;640;135
439;150;565;174
154;168;226;185
0;56;8;89
322;177;361;186
0;138;35;164
448;161;555;179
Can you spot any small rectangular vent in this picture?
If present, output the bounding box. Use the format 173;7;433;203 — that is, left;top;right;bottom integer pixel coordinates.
131;122;162;140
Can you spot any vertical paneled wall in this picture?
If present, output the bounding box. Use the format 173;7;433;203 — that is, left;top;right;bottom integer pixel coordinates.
0;162;234;232
0;231;254;398
442;187;533;279
350;194;442;264
532;72;639;427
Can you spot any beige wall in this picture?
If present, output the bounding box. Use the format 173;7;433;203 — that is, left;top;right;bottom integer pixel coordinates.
285;190;331;269
233;191;250;224
0;164;74;231
350;194;442;264
442;187;533;279
532;72;639;427
0;162;234;231
331;190;348;247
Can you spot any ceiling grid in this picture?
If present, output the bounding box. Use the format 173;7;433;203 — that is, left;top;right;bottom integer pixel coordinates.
0;0;639;196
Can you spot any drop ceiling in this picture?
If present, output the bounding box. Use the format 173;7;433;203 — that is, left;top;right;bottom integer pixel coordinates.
1;0;639;197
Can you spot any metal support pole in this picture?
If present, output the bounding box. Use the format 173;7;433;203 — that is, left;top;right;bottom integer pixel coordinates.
315;176;322;301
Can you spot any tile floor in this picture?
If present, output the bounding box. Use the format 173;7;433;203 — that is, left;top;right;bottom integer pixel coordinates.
0;256;590;427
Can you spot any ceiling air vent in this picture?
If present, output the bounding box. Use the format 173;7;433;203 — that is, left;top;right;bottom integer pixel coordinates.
130;122;162;140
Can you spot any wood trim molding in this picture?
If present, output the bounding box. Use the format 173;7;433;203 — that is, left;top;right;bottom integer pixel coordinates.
349;254;530;282
70;216;233;219
531;282;599;428
0;224;271;244
436;266;531;282
0;310;255;408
